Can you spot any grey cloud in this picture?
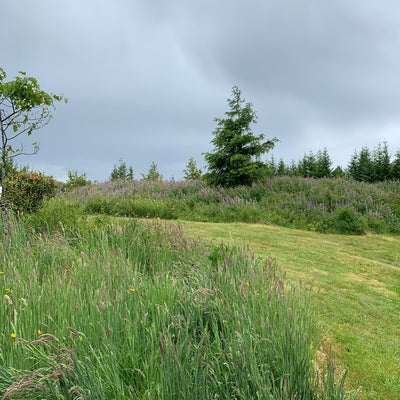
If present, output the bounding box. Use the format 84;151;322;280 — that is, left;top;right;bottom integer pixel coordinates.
2;0;400;181
174;1;400;125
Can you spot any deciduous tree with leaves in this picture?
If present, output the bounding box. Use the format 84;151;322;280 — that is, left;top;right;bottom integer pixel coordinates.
204;86;277;187
0;68;66;238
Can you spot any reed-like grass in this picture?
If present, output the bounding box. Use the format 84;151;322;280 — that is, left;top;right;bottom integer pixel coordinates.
0;213;357;399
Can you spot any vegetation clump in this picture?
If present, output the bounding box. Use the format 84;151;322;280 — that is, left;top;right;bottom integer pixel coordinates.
6;171;57;213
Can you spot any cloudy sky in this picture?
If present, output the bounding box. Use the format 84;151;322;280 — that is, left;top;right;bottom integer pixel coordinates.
2;0;400;181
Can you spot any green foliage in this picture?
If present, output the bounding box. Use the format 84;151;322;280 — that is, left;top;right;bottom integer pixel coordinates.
0;68;66;159
0;157;18;177
270;148;333;179
332;166;345;178
109;158;134;181
65;169;91;190
297;151;317;178
314;148;333;178
267;143;400;182
0;67;66;237
183;222;399;399
347;142;394;182
6;171;57;213
84;196;179;219
204;86;278;187
59;177;400;234
0;216;355;399
372;142;391;181
348;147;374;182
24;197;84;234
391;149;400;179
183;156;202;180
324;207;367;235
142;161;163;181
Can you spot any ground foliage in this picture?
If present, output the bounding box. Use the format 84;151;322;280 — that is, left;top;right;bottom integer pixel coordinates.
0;212;356;399
61;177;400;235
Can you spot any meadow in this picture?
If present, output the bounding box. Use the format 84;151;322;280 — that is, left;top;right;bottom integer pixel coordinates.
63;177;400;235
0;212;353;399
1;176;399;399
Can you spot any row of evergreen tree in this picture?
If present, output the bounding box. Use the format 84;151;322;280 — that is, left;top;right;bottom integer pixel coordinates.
105;142;400;185
266;142;400;182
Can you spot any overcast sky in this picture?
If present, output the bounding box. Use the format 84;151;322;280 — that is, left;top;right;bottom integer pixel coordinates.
2;0;400;181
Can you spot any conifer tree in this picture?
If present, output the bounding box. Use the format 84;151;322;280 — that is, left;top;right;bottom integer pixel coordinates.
142;161;162;181
390;149;400;180
110;159;134;181
183;157;202;180
372;142;391;181
204;86;277;187
314;148;332;178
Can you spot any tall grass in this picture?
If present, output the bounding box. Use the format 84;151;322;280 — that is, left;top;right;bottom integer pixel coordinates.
60;177;400;234
0;209;357;399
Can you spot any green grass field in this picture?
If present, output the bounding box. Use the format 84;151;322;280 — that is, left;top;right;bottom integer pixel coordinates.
0;215;358;399
2;175;399;399
175;220;400;399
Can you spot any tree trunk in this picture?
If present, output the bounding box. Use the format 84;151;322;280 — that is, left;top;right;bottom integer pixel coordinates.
0;109;9;242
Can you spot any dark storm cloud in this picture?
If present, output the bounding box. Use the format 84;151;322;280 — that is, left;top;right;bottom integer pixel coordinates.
1;0;400;180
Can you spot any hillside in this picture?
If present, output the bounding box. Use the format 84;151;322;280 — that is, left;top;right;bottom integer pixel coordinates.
62;176;400;235
175;221;400;399
1;176;397;398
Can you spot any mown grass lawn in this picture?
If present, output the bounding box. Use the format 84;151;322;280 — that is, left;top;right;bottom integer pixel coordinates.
174;220;400;400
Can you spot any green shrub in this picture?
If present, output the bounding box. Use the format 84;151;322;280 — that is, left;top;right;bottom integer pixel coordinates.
64;170;91;190
23;197;84;235
6;171;57;213
83;196;115;215
329;207;367;235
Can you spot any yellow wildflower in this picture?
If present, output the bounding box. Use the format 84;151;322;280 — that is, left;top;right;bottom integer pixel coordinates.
10;333;16;339
130;287;135;293
37;329;42;335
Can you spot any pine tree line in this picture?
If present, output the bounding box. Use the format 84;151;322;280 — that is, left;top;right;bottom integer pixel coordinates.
266;142;400;182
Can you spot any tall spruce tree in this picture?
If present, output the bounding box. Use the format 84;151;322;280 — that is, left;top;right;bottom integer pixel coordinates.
349;147;374;182
204;86;277;187
372;142;391;181
314;148;332;178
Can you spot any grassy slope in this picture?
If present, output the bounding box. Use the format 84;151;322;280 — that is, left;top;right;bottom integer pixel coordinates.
174;220;400;400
